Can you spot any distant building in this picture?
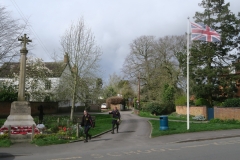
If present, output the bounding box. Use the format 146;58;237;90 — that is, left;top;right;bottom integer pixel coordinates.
0;58;66;101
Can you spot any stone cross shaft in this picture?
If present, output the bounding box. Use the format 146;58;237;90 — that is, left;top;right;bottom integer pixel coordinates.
17;34;32;101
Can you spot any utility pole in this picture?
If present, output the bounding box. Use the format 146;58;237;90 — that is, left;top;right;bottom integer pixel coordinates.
138;72;140;109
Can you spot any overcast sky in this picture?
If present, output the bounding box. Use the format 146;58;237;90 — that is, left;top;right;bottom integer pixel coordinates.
1;0;239;82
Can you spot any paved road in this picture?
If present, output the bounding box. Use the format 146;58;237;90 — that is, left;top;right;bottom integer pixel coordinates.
1;111;240;160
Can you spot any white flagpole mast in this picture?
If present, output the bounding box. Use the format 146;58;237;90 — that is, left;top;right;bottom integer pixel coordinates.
187;17;190;130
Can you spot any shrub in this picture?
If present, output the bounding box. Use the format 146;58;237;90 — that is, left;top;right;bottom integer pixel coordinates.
162;103;175;114
194;98;209;106
223;98;240;107
106;96;124;105
50;123;59;133
175;96;187;106
0;133;9;140
213;101;223;107
34;134;49;139
162;84;175;104
0;85;17;102
141;102;175;115
106;96;125;109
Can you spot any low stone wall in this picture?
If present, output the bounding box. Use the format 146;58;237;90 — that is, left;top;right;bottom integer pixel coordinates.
214;106;240;120
176;106;207;118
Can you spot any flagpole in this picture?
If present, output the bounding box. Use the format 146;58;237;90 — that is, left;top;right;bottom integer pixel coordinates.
187;17;190;130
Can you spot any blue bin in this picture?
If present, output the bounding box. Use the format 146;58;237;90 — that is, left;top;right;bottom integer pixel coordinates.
159;115;169;130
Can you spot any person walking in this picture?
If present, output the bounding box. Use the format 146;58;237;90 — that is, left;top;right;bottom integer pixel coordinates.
81;110;94;143
109;106;121;134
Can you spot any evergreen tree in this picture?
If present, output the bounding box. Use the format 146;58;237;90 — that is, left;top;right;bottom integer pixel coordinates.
190;0;240;106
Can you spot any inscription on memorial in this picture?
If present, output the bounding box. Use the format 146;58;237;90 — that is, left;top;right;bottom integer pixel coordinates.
10;101;31;115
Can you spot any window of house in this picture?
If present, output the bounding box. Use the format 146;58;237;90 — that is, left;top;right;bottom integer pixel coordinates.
45;80;51;90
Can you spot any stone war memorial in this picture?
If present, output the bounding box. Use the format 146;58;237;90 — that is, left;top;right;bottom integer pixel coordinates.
1;34;39;142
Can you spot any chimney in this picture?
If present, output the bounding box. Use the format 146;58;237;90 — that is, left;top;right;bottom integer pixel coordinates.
64;54;68;63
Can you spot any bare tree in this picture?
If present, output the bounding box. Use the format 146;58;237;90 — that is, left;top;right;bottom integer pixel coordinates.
122;35;186;102
152;35;187;100
60;18;102;121
122;35;155;99
0;6;26;65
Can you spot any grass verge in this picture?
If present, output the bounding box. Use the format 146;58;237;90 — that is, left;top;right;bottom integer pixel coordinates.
150;119;240;137
0;139;12;147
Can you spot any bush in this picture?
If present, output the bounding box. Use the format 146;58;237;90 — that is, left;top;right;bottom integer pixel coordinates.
50;123;59;133
0;133;9;140
34;134;49;139
213;101;223;106
194;98;209;106
0;85;17;102
106;96;124;105
223;98;240;107
141;102;175;115
175;96;187;106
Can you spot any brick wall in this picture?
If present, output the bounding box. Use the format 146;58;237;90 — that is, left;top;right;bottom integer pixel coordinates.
30;102;58;115
0;102;58;117
0;102;11;117
176;106;240;120
214;106;240;120
176;106;207;118
0;102;100;117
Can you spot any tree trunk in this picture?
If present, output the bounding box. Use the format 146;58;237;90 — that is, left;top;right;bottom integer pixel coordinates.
70;73;77;121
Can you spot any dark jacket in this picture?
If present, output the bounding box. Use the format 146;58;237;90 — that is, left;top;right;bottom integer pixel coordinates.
81;114;94;127
109;109;121;120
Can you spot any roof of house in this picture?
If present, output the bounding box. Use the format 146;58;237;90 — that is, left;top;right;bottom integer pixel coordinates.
0;61;67;78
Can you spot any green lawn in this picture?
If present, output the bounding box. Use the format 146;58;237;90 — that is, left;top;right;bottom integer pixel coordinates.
150;119;240;137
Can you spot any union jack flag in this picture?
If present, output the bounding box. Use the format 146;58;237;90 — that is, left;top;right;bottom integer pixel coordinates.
191;22;221;42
